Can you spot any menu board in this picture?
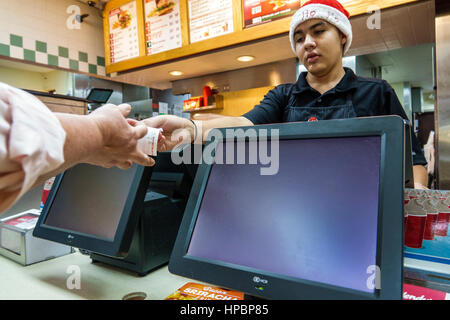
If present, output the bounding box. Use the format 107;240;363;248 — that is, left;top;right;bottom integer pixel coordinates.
243;0;300;28
108;1;140;63
144;0;182;55
188;0;233;43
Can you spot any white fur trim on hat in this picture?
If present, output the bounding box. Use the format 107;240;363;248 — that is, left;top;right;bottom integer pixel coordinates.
289;3;353;55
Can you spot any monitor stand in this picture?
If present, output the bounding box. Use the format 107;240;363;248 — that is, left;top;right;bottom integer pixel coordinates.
90;192;185;276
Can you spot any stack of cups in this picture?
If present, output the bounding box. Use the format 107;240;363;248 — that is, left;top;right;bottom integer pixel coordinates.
40;176;55;211
443;190;450;201
404;191;410;239
422;198;439;240
435;198;450;237
408;189;419;200
404;198;427;248
417;190;428;203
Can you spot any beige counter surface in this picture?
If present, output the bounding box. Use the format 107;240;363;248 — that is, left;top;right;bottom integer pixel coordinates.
0;250;198;300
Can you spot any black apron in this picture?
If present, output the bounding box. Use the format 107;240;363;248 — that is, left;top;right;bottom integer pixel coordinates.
286;92;356;122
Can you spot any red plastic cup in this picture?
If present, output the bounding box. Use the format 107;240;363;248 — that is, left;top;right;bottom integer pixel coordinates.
40;177;55;210
423;212;438;240
434;212;450;236
405;214;426;248
404;191;410;205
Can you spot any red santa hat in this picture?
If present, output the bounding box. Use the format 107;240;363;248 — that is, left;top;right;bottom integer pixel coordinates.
289;0;353;55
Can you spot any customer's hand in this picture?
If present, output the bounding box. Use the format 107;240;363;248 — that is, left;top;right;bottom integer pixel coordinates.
85;104;156;169
141;115;194;152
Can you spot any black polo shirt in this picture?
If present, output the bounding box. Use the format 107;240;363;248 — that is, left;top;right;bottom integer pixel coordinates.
242;67;427;166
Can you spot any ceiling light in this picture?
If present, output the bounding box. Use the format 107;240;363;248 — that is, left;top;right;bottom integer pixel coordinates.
169;71;183;76
237;55;255;62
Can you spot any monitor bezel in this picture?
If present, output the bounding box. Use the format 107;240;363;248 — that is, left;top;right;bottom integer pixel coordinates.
33;164;153;258
168;116;405;300
403;120;414;188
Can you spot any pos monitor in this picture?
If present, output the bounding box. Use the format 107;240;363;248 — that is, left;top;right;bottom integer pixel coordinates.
168;116;406;300
33;164;152;257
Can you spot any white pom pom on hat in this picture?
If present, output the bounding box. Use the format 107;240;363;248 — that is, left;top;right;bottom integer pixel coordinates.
289;0;353;55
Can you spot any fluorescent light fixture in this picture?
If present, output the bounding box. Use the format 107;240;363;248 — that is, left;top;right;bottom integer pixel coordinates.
237;55;255;62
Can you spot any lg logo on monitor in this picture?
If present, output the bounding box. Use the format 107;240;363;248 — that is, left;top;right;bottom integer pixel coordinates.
67;234;75;243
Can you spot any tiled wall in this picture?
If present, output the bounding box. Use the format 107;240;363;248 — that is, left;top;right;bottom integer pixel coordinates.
0;0;106;76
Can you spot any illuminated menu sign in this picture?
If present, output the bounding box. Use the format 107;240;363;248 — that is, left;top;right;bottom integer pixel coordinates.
188;0;234;43
144;0;182;55
108;1;140;63
243;0;300;28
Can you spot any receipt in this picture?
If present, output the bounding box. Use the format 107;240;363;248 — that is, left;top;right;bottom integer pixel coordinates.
137;127;162;156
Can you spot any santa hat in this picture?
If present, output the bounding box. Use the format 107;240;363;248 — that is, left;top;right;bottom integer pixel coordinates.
289;0;353;55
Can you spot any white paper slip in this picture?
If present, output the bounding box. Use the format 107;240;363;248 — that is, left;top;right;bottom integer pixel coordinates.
137;127;162;156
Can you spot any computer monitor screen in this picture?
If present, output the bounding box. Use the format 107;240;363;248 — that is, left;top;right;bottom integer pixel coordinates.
169;116;405;300
33;164;152;257
43;165;137;240
86;88;113;104
188;136;380;293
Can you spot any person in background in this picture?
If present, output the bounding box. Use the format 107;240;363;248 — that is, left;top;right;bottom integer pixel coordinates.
143;0;428;189
0;82;155;213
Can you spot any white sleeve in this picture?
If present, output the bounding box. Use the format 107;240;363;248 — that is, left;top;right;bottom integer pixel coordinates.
0;82;66;212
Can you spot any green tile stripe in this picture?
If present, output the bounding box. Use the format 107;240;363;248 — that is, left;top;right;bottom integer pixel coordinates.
23;49;35;62
88;64;97;74
36;40;47;53
0;33;107;76
47;54;58;66
10;34;23;47
69;59;79;71
58;46;69;58
0;43;10;56
79;51;88;62
97;56;105;67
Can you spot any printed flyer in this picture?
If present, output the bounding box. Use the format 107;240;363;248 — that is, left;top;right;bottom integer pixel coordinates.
165;282;244;300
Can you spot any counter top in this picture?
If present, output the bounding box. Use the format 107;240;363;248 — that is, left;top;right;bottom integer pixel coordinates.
0;250;197;300
24;89;89;103
1;247;448;300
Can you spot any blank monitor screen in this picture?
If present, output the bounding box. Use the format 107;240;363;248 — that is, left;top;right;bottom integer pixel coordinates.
43;164;138;240
187;136;381;293
86;88;113;104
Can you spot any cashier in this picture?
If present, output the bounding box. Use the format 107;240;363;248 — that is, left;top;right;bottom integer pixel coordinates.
143;0;428;188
